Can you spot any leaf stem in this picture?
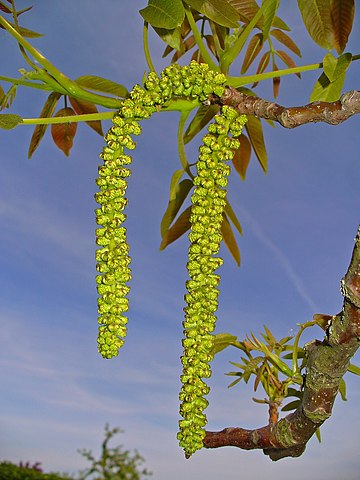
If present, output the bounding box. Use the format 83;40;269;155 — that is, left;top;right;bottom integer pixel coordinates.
0;14;121;109
220;0;269;72
143;21;156;72
177;109;195;179
184;6;219;72
21;111;115;125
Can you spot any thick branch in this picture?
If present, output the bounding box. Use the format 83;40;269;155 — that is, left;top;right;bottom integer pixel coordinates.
204;226;360;460
208;88;360;128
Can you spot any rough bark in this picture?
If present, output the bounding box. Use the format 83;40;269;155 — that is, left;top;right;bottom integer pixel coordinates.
204;226;360;460
207;88;360;128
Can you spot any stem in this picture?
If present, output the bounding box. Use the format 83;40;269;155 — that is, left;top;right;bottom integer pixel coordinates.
220;0;267;72
0;14;121;109
143;21;156;72
177;109;194;179
184;6;219;71
291;321;317;375
21;111;115;125
227;62;323;87
227;54;360;88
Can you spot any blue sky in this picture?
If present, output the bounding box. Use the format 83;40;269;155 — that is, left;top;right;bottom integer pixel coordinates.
0;2;359;479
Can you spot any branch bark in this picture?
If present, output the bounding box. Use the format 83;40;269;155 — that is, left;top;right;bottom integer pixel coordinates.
207;88;360;128
204;226;360;460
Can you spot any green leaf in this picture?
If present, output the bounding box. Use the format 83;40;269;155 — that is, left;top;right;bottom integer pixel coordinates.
261;0;280;40
330;0;355;54
297;0;333;50
245;116;268;173
348;363;360;376
140;0;185;29
338;378;347;401
221;214;240;266
75;75;128;98
315;427;322;443
281;399;300;411
160;177;193;237
323;52;352;81
28;92;62;158
155;26;183;50
310;53;351;102
0;21;43;38
0;113;23;129
160;205;191;250
186;0;240;28
212;333;238;355
184;104;219;144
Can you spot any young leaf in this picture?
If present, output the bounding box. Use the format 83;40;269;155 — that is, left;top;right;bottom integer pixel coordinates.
184;104;219;144
0;21;43;38
186;0;240;28
28;92;62;158
241;33;263;74
281;399;301;411
156;26;183;51
315;427;322;443
51;107;77;157
160;205;191;250
297;0;333;50
69;97;103;136
261;0;280;40
172;35;196;62
221;214;240;266
212;333;238;355
348;363;360;376
330;0;354;54
224;199;242;235
0;113;23;129
139;0;185;29
272;63;280;98
310;53;351;102
270;29;301;57
231;133;251;180
160;178;193;237
338;378;347;401
245;116;268;173
276;50;301;78
75;75;128;98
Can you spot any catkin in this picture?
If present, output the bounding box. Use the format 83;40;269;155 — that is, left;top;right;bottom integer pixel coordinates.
178;107;247;458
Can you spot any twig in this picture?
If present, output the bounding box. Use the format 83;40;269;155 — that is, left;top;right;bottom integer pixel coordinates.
207;88;360;128
204;226;360;460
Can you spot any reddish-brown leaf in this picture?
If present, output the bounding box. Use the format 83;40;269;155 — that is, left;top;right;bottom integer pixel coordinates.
231;134;252;180
330;0;354;54
0;2;12;13
270;29;301;56
272;63;280;98
252;50;270;87
245;116;268;173
241;33;264;74
69;96;103;136
172;35;196;62
204;34;219;59
160;205;191;250
221;214;241;266
276;50;301;78
28;92;62;158
51;107;77;157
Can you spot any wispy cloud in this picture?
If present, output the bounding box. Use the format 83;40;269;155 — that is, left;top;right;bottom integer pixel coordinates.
238;206;317;311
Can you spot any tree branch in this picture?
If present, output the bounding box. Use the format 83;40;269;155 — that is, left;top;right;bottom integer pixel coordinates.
204;225;360;460
207;88;360;128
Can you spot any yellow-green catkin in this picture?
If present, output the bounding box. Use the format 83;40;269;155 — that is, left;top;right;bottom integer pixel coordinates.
95;91;157;359
95;61;228;359
178;107;247;457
